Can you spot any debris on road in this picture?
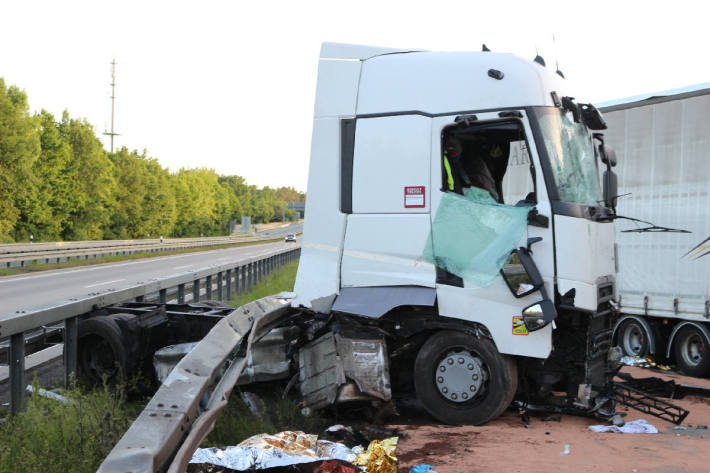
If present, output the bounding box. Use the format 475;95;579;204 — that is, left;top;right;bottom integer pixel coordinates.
559;444;571;455
189;431;362;472
353;437;398;473
588;419;658;434
408;464;437;473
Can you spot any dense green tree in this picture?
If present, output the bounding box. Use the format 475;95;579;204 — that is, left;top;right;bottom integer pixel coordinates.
0;80;40;242
58;113;116;240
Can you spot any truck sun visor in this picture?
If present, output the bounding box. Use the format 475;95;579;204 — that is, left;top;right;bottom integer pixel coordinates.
424;187;529;286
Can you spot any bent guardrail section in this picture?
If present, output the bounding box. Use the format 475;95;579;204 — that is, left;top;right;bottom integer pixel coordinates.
0;246;301;416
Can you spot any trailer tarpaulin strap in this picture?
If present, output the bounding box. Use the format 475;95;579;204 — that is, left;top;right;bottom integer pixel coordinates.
424;187;528;286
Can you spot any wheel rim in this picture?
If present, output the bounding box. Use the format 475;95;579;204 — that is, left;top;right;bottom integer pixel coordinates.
434;349;487;403
79;336;119;382
680;332;704;367
622;323;645;356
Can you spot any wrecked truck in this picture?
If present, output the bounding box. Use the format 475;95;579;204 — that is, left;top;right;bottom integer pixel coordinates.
97;43;677;472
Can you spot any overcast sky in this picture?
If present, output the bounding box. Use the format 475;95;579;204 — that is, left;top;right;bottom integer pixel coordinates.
2;0;708;191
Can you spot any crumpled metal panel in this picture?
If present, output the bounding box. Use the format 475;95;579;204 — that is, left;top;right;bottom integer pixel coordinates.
152;326;299;386
335;334;391;402
298;332;346;410
238;326;300;384
298;330;391;410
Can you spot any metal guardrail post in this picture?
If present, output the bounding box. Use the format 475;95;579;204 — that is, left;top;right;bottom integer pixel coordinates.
216;272;223;300
159;288;167;304
225;270;231;301
9;332;25;415
64;316;78;387
206;275;213;300
177;284;185;304
193;279;200;303
240;265;247;292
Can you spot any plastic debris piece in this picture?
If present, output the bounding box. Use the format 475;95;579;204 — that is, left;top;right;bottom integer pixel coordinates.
190;431;362;470
424;188;528;287
409;465;436;473
25;385;74;404
559;444;570;456
354;437;398;473
588;419;658;434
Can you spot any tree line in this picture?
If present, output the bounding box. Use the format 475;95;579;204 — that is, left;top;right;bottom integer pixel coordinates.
0;78;305;243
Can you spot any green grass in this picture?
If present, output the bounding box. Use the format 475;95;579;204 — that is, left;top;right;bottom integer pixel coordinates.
230;259;299;306
0;238;285;277
0;382;145;473
204;390;327;448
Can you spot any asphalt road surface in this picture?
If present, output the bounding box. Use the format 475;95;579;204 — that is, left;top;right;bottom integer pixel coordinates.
0;240;298;317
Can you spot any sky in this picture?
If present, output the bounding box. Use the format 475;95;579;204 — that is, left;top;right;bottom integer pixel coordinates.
1;0;708;191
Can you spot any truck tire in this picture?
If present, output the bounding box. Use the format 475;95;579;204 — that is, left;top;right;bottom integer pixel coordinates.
414;330;517;425
77;316;130;386
617;319;650;357
673;325;710;377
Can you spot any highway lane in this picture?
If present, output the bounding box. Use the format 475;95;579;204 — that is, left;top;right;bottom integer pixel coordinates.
0;240;298;316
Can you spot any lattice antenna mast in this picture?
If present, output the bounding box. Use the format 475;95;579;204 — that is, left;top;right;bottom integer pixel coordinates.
103;58;120;152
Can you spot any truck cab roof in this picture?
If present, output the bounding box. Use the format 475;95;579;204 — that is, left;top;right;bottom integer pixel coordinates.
315;42;570;118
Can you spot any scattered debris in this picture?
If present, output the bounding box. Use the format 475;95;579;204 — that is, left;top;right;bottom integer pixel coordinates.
620;356;671;371
189;431;362;471
559;444;571;456
321;425;371;449
589;419;658;434
616;372;710;399
25;385;74;404
353;437;398;473
542;415;561;422
409;465;437;473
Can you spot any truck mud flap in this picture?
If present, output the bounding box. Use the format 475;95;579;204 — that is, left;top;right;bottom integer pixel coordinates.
612;382;689;425
97;295;295;473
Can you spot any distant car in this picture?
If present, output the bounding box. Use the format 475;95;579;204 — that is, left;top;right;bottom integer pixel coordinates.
285;233;297;243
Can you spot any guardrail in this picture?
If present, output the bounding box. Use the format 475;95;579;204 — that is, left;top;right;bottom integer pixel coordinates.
0;246;301;416
0;233;299;269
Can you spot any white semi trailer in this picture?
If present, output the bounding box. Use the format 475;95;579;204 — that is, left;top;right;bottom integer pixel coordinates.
600;85;710;377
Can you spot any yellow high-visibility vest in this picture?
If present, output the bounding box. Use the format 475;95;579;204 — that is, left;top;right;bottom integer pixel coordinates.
443;152;454;191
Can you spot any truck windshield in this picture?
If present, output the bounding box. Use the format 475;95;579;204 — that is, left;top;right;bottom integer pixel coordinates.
532;107;602;207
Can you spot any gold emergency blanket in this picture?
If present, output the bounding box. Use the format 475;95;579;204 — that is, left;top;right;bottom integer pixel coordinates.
353;437;398;473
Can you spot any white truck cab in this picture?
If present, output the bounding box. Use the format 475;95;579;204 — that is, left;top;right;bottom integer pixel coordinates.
293;43;619;424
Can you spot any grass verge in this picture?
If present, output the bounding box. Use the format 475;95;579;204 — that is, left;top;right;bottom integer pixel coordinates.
0;382;145;473
0;238;285;277
230;259;299;307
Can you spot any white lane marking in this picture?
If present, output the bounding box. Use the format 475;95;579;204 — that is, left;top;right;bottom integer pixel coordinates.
85;279;125;288
0;242;282;284
174;264;193;269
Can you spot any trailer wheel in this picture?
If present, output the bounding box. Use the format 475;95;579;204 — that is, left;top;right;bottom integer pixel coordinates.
617;319;650;357
77;316;130;386
673;325;710;377
414;330;517;425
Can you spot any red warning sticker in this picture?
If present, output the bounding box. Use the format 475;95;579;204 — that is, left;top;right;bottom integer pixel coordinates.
404;186;425;208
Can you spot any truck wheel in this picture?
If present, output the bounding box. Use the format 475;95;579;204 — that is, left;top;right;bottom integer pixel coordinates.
673;325;710;377
77;316;129;386
617;319;650;357
414;330;517;425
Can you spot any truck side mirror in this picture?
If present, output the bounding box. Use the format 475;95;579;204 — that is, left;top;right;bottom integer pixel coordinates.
500;248;544;298
603;169;618;211
522;299;557;332
599;144;617;167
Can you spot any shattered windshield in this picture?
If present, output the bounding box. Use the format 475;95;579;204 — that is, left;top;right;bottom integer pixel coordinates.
533;107;603;207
